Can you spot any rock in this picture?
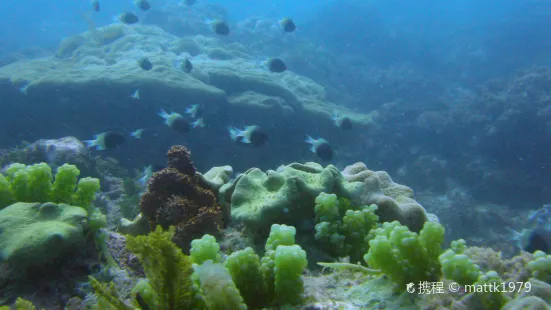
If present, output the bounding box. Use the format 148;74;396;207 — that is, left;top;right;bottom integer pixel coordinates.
24;136;90;168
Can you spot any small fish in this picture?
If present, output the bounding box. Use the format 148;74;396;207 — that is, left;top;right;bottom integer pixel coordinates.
191;118;206;129
185;104;200;118
265;58;287;73
528;204;551;225
84;132;125;150
137;165;154;188
228;125;268;146
158;109;190;133
332;112;353;130
305;135;333;161
119;13;139;25
130;129;144;139
278;18;296;32
19;84;29;95
91;0;100;12
130;89;140;100
205;19;230;35
181;58;193;73
134;0;151;11
138;57;153;70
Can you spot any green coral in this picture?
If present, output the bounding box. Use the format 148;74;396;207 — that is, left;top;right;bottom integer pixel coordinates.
195;261;247;310
220;162;363;231
191;224;308;309
225;247;266;309
439;239;481;285
364;220;445;287
314;192;379;262
274;245;308;305
527;250;551;283
0;297;38;310
472;271;510;309
0;163;99;210
190;234;222;265
0;202;89;269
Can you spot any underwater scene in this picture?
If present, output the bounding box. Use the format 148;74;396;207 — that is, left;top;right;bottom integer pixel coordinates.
1;0;551;309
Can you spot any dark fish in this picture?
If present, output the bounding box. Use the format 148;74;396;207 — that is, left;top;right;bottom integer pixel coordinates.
183;0;197;6
332;113;353;130
228;125;268;147
279;18;296;32
134;0;151;11
158;109;191;133
119;12;139;25
305;135;333;161
524;227;551;254
181;58;193;73
84;132;125;150
138;57;153;70
266;58;287;73
91;0;100;12
208;19;230;35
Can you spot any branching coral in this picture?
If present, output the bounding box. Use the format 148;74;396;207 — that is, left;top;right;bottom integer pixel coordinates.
140;145;224;252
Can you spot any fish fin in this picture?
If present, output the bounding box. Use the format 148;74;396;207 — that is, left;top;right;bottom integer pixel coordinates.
305;135;315;144
310;145;316;153
84;139;97;148
242;137;251;144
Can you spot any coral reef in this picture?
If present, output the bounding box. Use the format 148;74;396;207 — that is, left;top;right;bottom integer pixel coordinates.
139;145;225;251
0;23;376;171
220;162;363;232
342;162;431;232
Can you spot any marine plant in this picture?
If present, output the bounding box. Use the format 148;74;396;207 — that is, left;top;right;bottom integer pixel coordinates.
91;226;202;310
364;220;445;288
314;192;379;262
92;224;308;309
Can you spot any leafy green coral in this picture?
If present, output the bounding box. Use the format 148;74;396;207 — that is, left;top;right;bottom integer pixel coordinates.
0;163;99;210
527;250;551;283
439;239;481;285
364;220;445;288
314;192;379;262
190;224;308;309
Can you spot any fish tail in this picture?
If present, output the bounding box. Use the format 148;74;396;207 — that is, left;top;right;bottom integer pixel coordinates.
228;126;239;140
84;139;97;149
158;109;169;119
305;135;315;144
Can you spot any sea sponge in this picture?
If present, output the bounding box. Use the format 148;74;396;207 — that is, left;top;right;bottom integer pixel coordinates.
140;145;224;252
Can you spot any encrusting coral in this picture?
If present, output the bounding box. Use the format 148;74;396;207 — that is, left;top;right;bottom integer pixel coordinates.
139;145;225;252
0;162;104;271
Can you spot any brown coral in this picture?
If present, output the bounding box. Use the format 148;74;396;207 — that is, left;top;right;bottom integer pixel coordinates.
167;145;196;176
140;145;224;252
